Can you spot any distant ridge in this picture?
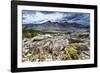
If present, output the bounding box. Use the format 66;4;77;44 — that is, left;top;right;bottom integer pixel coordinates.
22;21;89;32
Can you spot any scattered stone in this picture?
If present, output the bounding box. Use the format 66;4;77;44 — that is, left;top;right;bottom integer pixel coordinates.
22;32;90;62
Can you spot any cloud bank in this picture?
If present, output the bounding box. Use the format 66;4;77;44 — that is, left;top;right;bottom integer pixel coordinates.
22;10;90;25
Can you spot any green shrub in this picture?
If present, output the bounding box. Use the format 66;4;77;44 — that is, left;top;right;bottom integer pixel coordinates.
66;44;79;60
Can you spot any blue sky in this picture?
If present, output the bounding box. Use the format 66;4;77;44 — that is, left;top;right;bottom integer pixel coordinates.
22;10;90;25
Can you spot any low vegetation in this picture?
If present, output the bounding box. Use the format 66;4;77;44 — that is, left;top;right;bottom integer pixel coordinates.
22;30;90;62
22;29;72;38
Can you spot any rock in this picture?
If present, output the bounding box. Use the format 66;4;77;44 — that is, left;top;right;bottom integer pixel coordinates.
22;32;90;62
82;51;90;56
80;45;89;51
31;34;52;41
79;51;90;60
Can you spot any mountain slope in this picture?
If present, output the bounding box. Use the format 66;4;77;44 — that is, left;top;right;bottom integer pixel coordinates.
22;21;89;32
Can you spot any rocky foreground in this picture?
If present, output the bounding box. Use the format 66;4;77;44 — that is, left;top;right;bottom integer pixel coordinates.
22;32;90;62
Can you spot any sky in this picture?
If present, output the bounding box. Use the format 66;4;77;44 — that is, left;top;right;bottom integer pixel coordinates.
22;10;90;25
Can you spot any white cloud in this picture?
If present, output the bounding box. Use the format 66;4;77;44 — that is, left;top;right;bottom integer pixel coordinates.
23;12;66;24
22;11;90;25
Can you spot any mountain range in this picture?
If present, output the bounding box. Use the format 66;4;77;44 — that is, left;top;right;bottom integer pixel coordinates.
22;20;90;32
